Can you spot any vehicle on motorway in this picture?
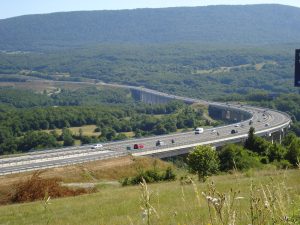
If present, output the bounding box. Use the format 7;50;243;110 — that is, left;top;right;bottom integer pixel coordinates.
231;129;238;134
265;123;269;127
134;144;144;149
156;140;165;146
91;144;103;149
249;119;253;125
126;146;132;150
171;139;175;144
195;127;204;134
211;129;217;134
234;123;241;127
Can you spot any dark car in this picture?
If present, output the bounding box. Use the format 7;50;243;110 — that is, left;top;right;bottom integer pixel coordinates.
231;129;238;134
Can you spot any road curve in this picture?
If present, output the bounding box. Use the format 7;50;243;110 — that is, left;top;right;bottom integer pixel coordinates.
0;84;291;176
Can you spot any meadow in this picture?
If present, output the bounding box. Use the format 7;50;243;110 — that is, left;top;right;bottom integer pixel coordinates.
0;168;299;225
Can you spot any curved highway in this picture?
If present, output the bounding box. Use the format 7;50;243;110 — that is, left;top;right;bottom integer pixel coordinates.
0;84;291;176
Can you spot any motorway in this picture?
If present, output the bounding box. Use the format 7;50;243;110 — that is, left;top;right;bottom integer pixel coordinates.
0;85;291;176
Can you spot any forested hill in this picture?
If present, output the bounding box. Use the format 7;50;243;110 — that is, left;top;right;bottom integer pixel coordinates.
1;4;300;51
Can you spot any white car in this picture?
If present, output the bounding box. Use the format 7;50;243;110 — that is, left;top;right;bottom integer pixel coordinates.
91;144;103;149
195;127;204;134
156;140;165;146
211;129;217;134
234;123;240;127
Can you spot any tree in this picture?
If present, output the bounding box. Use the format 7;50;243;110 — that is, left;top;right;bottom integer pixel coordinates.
244;127;256;151
268;143;287;162
244;127;270;155
134;129;142;138
218;144;261;171
113;133;127;141
187;145;220;182
286;138;300;166
80;135;93;144
282;132;297;147
19;131;58;151
0;137;18;154
62;128;74;146
153;124;167;135
79;128;83;137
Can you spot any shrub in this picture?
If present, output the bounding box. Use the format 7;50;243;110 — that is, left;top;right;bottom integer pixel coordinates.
121;167;176;186
271;160;292;169
94;127;101;132
164;167;176;181
9;172;89;203
187;145;220;181
286;138;300;166
267;143;287;162
244;127;271;155
219;144;262;171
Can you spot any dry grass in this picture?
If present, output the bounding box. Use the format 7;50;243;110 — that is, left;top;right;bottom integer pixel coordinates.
0;156;171;204
45;125;135;138
45;125;100;137
1;171;90;205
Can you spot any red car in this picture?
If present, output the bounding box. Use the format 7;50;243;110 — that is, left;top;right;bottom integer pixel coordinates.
134;144;144;149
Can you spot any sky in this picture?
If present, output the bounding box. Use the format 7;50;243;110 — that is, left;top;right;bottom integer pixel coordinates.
1;0;300;19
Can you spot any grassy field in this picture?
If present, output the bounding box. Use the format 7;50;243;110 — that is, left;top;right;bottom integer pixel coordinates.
193;61;277;75
48;125;100;137
0;168;299;225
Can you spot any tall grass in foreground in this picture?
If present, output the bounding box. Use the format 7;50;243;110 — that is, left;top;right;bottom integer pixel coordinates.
138;173;299;225
0;169;299;224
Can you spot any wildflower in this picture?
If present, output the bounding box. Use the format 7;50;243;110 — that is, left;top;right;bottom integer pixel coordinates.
142;210;147;220
212;198;219;204
206;196;213;201
264;200;269;208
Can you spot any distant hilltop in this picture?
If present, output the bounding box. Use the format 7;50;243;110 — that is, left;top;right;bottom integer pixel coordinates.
1;4;300;51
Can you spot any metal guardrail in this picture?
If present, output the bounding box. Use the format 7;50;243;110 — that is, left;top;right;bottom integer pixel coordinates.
0;152;127;176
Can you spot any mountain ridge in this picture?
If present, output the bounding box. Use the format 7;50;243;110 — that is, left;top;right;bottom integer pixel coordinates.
1;4;300;51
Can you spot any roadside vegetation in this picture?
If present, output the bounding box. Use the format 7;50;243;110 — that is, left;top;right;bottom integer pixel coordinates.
0;87;218;155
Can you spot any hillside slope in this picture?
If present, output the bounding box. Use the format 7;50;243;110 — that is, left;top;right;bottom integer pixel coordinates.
1;4;300;50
